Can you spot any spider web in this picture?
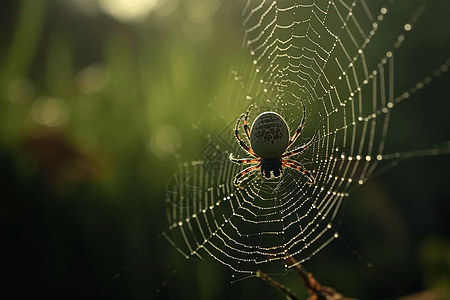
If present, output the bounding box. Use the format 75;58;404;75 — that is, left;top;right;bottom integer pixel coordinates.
162;0;450;281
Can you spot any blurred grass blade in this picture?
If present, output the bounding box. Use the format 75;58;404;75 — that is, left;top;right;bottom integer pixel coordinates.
1;0;49;82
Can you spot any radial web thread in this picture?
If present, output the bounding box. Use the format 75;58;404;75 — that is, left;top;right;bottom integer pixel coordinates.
162;0;450;279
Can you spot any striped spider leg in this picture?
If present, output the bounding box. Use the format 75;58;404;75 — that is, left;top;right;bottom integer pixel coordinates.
230;105;262;185
282;159;315;184
286;98;307;149
282;132;317;159
233;104;257;157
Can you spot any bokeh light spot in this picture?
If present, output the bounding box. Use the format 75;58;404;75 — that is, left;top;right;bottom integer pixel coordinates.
149;126;181;158
98;0;160;22
31;97;70;128
187;0;220;24
76;63;110;95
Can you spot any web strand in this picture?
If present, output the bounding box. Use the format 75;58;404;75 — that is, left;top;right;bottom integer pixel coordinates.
162;0;450;281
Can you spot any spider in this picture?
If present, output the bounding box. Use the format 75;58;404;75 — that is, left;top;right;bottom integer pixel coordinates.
229;102;316;186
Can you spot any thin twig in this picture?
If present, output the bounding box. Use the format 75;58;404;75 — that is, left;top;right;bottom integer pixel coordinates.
256;269;299;300
284;255;355;300
259;254;441;300
258;253;356;300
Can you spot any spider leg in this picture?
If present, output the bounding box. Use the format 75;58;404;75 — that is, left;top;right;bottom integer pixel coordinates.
233;163;261;186
233;109;257;157
287;98;307;149
282;158;315;184
243;104;253;140
229;153;260;164
282;131;316;158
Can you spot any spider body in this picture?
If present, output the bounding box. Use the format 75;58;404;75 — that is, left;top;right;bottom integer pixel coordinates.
230;102;316;186
250;111;289;159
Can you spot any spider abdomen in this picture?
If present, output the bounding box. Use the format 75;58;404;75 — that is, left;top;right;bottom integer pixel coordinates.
250;111;289;159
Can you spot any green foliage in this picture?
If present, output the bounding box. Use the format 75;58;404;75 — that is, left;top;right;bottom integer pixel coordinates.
1;1;449;300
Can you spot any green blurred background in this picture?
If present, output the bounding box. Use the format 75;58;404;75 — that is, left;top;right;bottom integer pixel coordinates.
1;0;450;299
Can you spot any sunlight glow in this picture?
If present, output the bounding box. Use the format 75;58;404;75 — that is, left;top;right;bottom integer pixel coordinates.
98;0;160;22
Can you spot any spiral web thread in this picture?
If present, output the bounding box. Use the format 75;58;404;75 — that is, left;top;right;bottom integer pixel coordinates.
162;0;450;279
